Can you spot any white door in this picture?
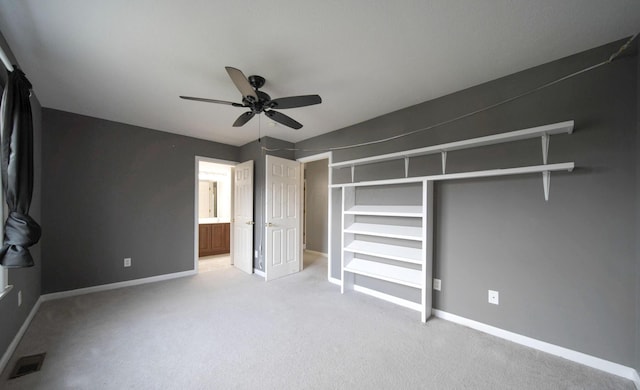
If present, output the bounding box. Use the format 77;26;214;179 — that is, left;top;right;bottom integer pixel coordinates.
233;160;254;274
265;155;302;281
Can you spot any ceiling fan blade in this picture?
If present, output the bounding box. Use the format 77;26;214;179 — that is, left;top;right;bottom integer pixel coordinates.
265;110;302;130
268;95;322;109
225;67;258;102
180;96;244;107
233;111;255;127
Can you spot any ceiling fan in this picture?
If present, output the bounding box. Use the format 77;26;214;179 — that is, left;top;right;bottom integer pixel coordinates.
180;67;322;130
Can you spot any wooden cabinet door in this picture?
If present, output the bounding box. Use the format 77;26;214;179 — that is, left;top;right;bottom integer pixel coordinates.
224;223;230;253
199;223;231;257
211;224;227;254
199;224;213;257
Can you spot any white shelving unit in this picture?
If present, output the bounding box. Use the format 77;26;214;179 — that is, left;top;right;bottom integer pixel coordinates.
333;121;575;322
341;180;433;322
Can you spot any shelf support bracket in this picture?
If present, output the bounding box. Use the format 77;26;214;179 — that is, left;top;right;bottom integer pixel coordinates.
404;157;409;178
541;133;550;201
542;171;550;201
541;133;549;164
441;151;447;174
351;165;355;183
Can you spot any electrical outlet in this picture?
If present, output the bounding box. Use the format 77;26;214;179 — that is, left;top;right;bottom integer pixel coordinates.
433;278;441;291
18;290;22;307
124;258;132;267
488;290;499;305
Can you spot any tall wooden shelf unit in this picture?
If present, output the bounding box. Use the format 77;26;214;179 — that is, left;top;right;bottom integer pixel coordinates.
332;121;575;322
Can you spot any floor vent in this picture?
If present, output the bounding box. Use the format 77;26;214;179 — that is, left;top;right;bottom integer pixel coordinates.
9;353;46;379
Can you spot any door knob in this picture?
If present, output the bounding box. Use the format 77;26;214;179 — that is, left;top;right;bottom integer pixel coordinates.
265;222;274;227
246;221;255;225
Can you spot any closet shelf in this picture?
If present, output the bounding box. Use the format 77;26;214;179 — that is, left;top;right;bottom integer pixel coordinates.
344;240;422;264
344;222;423;241
331;162;574;188
330;120;574;169
344;258;422;288
344;205;423;217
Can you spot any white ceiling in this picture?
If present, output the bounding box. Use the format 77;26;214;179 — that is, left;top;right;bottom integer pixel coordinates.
0;1;638;147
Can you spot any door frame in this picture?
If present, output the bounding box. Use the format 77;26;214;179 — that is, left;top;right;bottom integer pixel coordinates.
194;156;238;272
296;152;332;282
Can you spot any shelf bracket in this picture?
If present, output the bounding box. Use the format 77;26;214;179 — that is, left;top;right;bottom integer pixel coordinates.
441;151;447;174
541;133;549;164
404;157;409;178
541;133;550;201
542;171;550;201
351;165;355;183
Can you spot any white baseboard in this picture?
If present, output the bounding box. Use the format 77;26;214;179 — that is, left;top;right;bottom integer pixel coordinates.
0;296;43;376
253;268;265;278
41;270;197;302
328;277;341;286
353;284;422;312
432;309;640;388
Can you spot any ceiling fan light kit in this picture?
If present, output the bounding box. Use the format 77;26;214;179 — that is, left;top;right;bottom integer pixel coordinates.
181;66;321;130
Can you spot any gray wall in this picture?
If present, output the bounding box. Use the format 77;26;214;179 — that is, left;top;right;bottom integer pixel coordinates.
296;39;639;368
239;137;294;271
636;38;640;373
304;159;328;253
41;109;239;293
0;34;42;364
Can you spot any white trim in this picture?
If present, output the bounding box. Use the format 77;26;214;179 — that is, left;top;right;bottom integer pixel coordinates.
432;309;640;387
0;296;42;375
41;270;196;302
328;277;341;286
352;284;422;312
330;121;574;169
253;268;265;278
0;283;12;301
297;152;332;164
297;151;333;283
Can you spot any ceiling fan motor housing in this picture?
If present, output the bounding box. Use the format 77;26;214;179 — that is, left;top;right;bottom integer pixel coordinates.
248;75;266;89
243;89;271;113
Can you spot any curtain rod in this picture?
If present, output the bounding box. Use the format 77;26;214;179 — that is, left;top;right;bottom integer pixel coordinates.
0;45;14;71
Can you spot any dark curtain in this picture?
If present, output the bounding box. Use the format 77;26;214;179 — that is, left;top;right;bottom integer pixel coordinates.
0;67;41;268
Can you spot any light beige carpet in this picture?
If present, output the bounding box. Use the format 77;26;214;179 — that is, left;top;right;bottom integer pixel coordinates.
1;253;634;389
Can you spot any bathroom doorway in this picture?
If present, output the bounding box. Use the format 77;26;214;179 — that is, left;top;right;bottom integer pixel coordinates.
195;158;235;273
